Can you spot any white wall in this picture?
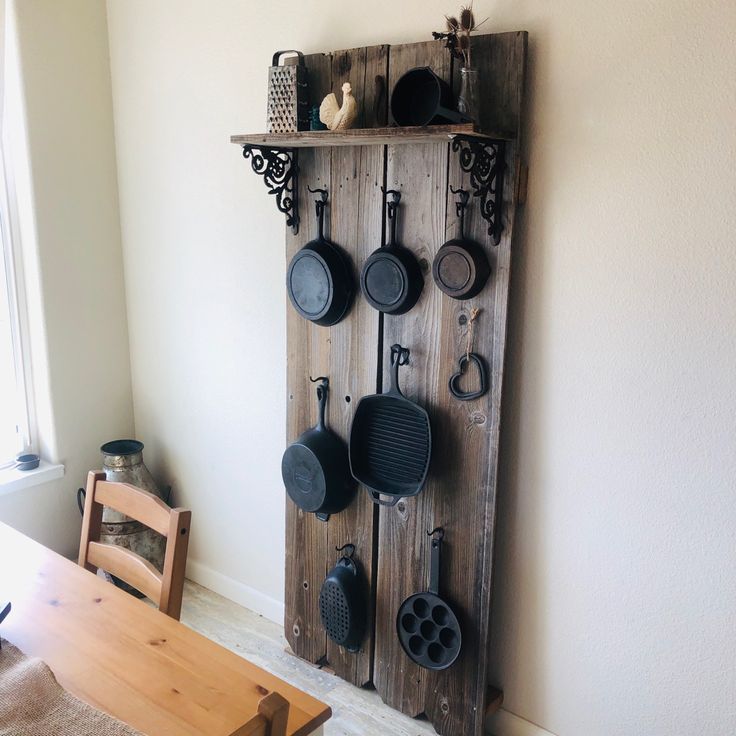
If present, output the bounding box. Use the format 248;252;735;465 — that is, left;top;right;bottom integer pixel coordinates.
105;1;736;735
0;0;134;558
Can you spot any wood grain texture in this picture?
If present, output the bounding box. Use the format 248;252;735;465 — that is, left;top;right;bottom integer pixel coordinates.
374;33;527;736
87;541;163;602
324;44;387;685
284;52;332;668
1;521;330;736
230;124;512;148
373;37;450;720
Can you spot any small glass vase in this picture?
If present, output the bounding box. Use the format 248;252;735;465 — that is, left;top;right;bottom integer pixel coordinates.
457;67;480;123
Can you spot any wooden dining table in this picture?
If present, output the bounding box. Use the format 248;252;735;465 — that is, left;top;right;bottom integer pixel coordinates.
0;521;330;736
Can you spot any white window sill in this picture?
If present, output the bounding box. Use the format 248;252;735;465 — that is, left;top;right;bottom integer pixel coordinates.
0;460;65;496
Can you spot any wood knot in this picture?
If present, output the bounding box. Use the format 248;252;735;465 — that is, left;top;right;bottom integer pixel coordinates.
255;685;269;696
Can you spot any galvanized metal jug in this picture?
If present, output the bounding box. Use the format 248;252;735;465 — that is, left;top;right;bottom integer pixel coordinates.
77;440;167;596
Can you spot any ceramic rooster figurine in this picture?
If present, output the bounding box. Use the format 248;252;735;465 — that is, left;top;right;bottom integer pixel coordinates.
319;82;358;131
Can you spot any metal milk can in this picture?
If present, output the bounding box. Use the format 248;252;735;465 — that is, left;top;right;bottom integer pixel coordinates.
77;439;167;596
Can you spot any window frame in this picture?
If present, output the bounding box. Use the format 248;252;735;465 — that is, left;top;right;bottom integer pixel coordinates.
0;137;35;469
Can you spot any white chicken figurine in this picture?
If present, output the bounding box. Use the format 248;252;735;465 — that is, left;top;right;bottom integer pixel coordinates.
319;82;358;131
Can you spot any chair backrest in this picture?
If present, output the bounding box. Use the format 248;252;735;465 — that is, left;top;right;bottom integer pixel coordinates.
78;471;191;620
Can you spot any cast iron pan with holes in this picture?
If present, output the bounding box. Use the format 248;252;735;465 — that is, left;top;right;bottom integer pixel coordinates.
432;187;490;300
396;529;462;670
349;344;431;505
319;544;367;652
287;188;354;326
360;190;423;315
281;377;355;521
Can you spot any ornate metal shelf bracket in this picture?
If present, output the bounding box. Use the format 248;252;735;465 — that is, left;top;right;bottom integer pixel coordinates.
451;137;505;245
241;145;299;234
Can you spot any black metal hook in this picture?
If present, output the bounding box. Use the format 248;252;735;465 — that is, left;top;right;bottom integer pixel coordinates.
427;526;445;540
335;543;356;558
390;344;410;366
381;187;401;219
308;186;328;217
309;375;328;384
450;186;469;217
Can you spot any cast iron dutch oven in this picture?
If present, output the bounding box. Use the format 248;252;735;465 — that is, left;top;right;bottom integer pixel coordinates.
349;344;432;505
390;67;467;126
287;188;354;326
432;187;490;300
360;190;423;315
319;543;367;652
281;377;355;521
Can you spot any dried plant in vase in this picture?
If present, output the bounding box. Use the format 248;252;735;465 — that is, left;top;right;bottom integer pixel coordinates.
432;3;487;121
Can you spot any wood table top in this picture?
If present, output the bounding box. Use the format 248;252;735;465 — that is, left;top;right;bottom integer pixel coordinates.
0;521;330;736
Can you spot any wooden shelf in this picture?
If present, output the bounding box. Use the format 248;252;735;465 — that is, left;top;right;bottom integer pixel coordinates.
230;124;513;149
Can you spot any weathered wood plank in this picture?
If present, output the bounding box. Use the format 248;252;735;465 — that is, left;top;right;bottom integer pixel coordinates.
284;52;332;667
230;124;512;148
373;38;450;719
324;44;387;686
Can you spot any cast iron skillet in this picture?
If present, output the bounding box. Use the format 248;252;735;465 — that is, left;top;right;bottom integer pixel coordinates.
281;377;355;521
287;188;354;326
432;187;491;300
319;543;367;653
349;344;431;505
396;528;462;670
360;190;423;315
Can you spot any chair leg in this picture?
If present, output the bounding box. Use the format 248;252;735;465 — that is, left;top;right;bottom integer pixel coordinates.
257;691;289;736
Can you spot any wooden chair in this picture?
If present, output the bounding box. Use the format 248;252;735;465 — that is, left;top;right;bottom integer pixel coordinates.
78;471;191;620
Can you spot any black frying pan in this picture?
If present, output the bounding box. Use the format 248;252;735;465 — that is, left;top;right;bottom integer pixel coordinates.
281;377;355;521
360;190;423;315
432;187;490;300
349;344;431;505
287;188;354;326
397;528;462;670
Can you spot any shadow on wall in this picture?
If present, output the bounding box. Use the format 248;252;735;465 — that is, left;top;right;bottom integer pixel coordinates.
489;26;553;723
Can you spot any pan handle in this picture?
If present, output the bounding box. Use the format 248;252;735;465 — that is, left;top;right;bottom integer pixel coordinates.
368;491;401;507
429;533;443;596
388;344;410;396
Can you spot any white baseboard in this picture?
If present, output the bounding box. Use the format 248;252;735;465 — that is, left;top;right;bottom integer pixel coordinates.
185;559;285;624
486;709;557;736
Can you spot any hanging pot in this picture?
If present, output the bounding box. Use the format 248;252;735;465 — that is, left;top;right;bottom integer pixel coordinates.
319;544;367;652
360;190;423;315
287;188;354;326
396;528;462;670
390;67;468;126
281;377;355;521
349;344;431;505
432;187;490;300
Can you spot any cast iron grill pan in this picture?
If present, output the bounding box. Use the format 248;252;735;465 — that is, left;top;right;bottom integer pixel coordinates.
349;344;431;505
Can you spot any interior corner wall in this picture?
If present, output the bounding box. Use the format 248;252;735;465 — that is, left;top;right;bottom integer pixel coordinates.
105;2;735;736
0;0;134;558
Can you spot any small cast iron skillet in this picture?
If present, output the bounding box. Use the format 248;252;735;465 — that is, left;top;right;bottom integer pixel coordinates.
432;187;490;300
281;377;355;521
396;528;462;670
287;188;354;326
360;190;423;315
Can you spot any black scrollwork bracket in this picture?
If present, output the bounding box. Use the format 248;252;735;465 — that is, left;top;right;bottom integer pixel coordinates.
241;145;299;234
451;137;505;245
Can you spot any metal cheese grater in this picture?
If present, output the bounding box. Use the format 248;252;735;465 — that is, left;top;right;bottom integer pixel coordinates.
267;50;309;133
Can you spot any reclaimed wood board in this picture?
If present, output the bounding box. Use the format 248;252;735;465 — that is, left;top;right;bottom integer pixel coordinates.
277;31;527;734
284;46;386;687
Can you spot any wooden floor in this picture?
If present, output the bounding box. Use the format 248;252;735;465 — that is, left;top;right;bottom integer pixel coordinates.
179;581;438;736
